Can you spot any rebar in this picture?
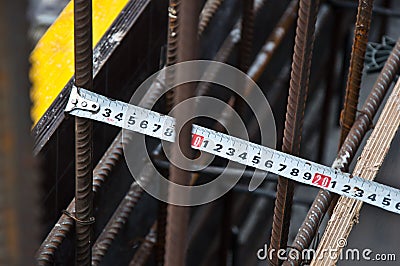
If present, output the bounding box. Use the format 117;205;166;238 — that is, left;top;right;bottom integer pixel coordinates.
159;1;224;259
129;222;158;266
164;1;200;265
284;38;400;266
74;0;94;264
269;0;319;265
165;0;180;111
0;2;39;265
317;7;348;161
196;0;266;97
198;0;225;36
378;0;391;39
91;164;153;265
339;0;374;147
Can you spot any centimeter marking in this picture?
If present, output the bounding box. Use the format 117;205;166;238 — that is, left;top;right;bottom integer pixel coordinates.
65;87;400;215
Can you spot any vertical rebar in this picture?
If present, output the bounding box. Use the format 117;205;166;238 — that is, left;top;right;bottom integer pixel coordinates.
284;38;400;266
219;0;254;264
157;1;181;264
339;0;374;147
269;0;319;265
74;0;93;264
0;1;39;265
164;1;200;266
198;0;225;36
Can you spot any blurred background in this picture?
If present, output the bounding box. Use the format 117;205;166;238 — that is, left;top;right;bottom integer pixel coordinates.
1;0;400;265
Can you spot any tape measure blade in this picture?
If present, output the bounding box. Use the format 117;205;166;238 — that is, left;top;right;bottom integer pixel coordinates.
64;88;400;215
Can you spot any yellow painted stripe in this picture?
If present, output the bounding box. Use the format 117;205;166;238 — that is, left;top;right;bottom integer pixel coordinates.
30;0;130;125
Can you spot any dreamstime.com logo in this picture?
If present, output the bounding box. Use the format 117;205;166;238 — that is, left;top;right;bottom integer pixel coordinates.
257;238;397;263
122;60;277;206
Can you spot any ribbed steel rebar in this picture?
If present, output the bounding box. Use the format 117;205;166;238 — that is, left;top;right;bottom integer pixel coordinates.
269;0;319;265
284;38;400;266
198;0;225;36
378;0;391;39
164;1;200;265
129;222;158;266
0;2;39;265
339;0;374;147
74;0;94;264
165;0;180;111
91;164;153;265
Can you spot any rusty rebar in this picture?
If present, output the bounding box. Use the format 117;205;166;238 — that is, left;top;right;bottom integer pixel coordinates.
36;75;166;264
284;38;400;266
247;0;298;81
269;0;319;265
167;0;180;67
239;0;254;72
218;0;254;264
339;0;374;147
74;0;94;264
129;222;158;266
91;164;153;265
0;2;39;265
198;0;225;36
164;1;200;266
165;0;180;111
159;1;224;258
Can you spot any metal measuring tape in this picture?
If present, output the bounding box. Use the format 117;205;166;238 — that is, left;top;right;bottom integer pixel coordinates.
65;86;400;215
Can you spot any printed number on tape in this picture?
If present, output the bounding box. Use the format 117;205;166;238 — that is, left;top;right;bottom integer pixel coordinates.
65;86;400;215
